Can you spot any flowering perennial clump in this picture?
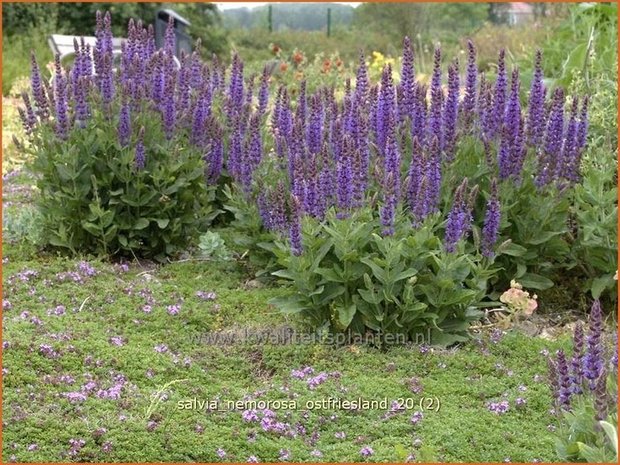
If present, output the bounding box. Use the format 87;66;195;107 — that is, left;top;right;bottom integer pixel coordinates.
19;10;592;338
548;300;616;416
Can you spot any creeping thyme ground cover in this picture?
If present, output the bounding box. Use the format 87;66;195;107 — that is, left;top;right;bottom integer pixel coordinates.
0;238;587;463
2;3;618;462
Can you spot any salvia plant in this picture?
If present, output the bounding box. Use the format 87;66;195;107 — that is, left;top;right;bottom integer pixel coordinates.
19;12;599;338
239;39;589;338
20;13;270;259
547;300;618;463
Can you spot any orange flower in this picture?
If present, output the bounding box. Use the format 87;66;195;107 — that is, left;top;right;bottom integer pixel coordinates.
322;59;332;73
335;58;343;68
279;62;288;73
292;52;304;65
271;44;281;55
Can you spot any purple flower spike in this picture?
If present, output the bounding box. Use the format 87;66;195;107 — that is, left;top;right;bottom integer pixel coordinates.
461;40;478;131
491;48;507;139
400;36;416;121
53;54;70;140
258;66;270;116
536;88;565;188
289;195;303;256
443;59;459;160
376;64;395;155
426;136;442;213
570;322;584;393
118;102;131;147
380;131;400;236
556;349;572;409
30;52;49;119
594;368;608;420
555;97;579;183
527;50;545;147
427;47;443;148
481;179;501;258
135;127;146;171
407;137;424;214
444;178;471;253
354;51;369;107
584;299;604;390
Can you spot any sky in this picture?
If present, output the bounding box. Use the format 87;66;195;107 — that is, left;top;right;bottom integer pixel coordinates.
216;2;361;10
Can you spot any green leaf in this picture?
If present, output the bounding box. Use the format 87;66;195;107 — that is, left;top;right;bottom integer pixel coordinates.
337;303;356;328
600;421;618;460
155;218;170;229
134;218;150;230
268;296;307;314
519;273;554;290
272;269;297;281
499;242;528;257
591;275;613;299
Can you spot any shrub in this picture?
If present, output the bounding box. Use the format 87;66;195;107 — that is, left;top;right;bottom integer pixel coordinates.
18;13;255;260
228;38;591;339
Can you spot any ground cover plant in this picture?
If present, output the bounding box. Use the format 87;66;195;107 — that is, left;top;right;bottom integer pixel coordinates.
2;2;618;463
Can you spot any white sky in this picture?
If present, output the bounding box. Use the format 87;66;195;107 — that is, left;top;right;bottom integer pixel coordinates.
216;2;361;10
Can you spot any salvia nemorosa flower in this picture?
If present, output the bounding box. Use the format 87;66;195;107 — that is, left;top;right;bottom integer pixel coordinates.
307;93;324;155
289;195;303;256
570;322;584;393
74;76;91;127
547;357;560;403
491;48;507;140
228;53;245;119
354;51;369;108
555;97;579;183
478;75;495;141
427;47;443;147
205;119;224;184
100;52;115;107
443;59;459;160
164;16;175;55
412;83;427;146
566;96;589;184
406;137;424;215
481;179;501;258
527;50;545;147
134;127;146;170
20;93;37;135
118;101;131;147
444;178;471;253
228;118;244;180
258;66;270;116
191;86;213;147
556;349;572;409
162;69;177;140
426;136;442;213
380;131;401;236
594;368;608;421
246;112;262;170
498;69;523;180
375;64;395;155
296;80;307;130
584;299;604;390
536;88;565;188
399;36;416;122
336;136;354;218
461;40;478;131
53;54;70;140
318;144;334;212
30;52;49;119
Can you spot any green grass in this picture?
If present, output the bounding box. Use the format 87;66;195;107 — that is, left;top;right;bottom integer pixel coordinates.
2;227;574;463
